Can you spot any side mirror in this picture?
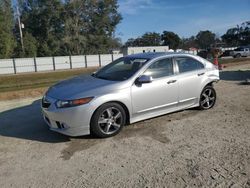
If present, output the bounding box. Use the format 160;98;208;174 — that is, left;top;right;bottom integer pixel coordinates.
136;75;153;84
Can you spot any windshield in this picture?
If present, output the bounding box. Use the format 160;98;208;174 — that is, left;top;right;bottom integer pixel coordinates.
93;57;149;81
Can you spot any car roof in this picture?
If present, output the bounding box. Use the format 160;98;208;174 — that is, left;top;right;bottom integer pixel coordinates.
125;52;195;60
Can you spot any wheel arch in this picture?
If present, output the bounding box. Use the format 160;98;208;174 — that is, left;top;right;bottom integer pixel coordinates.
204;81;214;87
199;80;217;96
91;101;131;125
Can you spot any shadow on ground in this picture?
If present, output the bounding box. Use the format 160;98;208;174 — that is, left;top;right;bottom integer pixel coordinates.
0;98;202;159
0;99;70;143
220;70;250;81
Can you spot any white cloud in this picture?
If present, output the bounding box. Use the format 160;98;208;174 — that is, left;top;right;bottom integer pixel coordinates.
118;0;153;15
191;15;249;34
169;15;249;38
118;1;206;15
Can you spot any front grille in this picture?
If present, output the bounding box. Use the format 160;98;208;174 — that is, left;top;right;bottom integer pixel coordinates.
42;97;51;108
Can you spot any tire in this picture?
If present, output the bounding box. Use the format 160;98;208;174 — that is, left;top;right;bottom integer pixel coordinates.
90;102;126;138
199;86;216;110
235;53;241;58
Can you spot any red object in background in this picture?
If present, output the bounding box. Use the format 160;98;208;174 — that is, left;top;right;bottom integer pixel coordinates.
214;57;218;66
213;57;222;70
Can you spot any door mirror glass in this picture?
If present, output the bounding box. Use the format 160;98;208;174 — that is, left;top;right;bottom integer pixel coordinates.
136;75;153;84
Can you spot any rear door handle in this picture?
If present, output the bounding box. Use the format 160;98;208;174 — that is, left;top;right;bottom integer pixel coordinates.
167;80;177;84
198;72;205;76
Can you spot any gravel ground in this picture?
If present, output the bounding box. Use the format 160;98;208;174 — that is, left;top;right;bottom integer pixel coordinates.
0;64;250;188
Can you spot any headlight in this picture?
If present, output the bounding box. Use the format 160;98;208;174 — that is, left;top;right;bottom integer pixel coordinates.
55;97;94;108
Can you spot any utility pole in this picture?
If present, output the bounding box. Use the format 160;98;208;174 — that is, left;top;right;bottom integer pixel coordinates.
16;5;24;53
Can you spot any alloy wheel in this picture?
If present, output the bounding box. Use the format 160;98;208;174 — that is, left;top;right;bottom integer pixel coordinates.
200;88;216;109
98;107;122;135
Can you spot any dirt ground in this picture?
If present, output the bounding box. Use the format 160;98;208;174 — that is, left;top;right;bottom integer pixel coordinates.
0;64;250;188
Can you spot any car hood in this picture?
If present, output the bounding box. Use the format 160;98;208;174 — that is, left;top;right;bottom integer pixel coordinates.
46;75;125;100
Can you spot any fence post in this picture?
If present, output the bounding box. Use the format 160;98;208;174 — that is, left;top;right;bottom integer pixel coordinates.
52;57;56;71
69;55;72;69
98;54;101;67
111;53;114;62
84;55;87;68
13;58;17;74
34;57;37;72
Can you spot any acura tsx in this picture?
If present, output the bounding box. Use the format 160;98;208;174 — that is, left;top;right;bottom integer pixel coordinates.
41;52;219;138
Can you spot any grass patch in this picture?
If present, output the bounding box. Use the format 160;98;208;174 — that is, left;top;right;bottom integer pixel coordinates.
0;68;98;93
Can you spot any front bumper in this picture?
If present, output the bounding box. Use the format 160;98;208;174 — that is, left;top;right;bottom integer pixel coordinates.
41;96;93;136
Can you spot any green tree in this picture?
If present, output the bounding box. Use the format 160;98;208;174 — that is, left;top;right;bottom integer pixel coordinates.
85;0;122;54
19;0;65;56
222;21;250;46
140;32;161;46
14;0;122;57
133;37;144;46
124;38;136;47
62;0;122;54
0;0;16;58
23;33;37;57
222;27;241;46
14;32;37;57
161;31;180;50
180;36;198;50
61;0;88;55
124;32;161;47
240;21;250;45
196;30;216;49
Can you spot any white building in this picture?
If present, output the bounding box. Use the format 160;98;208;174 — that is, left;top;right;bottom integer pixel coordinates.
122;46;169;56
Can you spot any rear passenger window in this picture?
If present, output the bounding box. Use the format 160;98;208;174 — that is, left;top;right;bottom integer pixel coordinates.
176;57;204;73
144;58;173;79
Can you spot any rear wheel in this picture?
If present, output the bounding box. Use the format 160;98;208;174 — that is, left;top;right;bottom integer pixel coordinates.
199;86;216;110
90;103;126;138
235;53;241;58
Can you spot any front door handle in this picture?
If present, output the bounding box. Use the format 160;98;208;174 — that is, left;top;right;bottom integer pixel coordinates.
167;80;177;84
198;72;205;76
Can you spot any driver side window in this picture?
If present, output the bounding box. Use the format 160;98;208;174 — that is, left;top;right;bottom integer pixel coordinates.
144;58;174;79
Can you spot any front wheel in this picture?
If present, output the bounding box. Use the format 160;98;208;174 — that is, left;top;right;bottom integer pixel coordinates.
199;86;216;110
90;103;126;138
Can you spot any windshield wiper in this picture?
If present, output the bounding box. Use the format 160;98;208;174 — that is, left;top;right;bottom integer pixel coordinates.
94;75;110;80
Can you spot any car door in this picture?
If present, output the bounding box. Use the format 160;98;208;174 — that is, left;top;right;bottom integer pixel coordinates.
245;48;250;56
242;48;246;56
174;56;205;108
131;57;179;114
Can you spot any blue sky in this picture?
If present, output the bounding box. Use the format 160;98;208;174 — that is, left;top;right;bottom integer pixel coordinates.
117;0;250;42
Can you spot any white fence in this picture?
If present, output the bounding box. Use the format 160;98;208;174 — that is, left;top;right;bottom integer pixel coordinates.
0;54;124;75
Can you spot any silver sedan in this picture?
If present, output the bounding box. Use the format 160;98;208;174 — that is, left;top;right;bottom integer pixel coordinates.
41;52;219;137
